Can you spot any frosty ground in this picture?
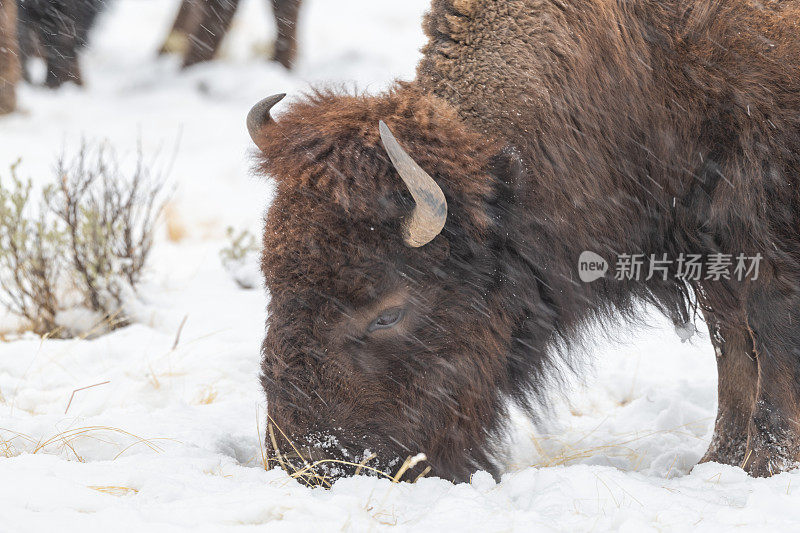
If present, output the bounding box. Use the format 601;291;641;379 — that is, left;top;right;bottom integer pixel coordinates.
1;1;799;531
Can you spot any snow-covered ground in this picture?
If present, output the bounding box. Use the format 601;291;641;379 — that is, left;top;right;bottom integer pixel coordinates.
1;1;799;530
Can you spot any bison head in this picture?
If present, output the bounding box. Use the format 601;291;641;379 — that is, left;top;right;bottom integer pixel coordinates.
250;88;542;484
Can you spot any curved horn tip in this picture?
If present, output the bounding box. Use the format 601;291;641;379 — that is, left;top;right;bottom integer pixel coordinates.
378;120;448;248
247;93;287;148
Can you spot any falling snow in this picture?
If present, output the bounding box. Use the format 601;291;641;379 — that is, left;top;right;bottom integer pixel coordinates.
1;0;800;531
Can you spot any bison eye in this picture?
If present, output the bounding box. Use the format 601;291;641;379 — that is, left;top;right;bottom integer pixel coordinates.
368;307;405;332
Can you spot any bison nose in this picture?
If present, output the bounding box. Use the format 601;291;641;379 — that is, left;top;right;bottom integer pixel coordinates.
297;445;327;465
275;444;327;469
276;445;342;488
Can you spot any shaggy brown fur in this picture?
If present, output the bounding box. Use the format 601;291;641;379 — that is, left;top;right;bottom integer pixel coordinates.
160;0;303;69
0;0;19;114
255;0;800;482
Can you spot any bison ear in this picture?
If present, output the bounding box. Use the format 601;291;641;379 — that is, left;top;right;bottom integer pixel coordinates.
488;146;525;194
465;145;525;249
485;146;525;215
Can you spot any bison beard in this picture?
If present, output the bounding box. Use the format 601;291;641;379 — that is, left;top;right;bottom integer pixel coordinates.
253;0;800;483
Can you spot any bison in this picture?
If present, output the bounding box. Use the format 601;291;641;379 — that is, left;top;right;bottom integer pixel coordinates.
0;0;19;114
249;0;800;483
159;0;303;70
17;0;105;88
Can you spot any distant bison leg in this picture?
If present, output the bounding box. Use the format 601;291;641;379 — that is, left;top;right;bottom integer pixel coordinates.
740;287;800;476
271;0;302;69
0;0;19;114
15;6;39;84
158;0;204;56
41;30;82;88
699;317;758;466
182;0;240;68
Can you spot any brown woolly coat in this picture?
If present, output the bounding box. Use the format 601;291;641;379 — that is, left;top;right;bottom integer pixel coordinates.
257;0;800;482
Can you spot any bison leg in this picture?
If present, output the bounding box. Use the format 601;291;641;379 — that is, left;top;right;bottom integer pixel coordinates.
739;287;800;476
158;0;204;56
40;31;83;88
271;0;302;69
699;317;758;466
16;22;38;84
0;0;19;115
182;0;241;68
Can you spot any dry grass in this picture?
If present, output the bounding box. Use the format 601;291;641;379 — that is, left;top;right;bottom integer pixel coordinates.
163;202;187;243
64;381;111;414
256;410;707;488
517;417;710;472
254;409;431;489
147;364;162;390
0;425;172;461
0;432;15;458
197;385;218;405
88;485;139;497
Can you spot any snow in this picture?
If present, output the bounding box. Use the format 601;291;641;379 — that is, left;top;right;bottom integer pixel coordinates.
1;0;799;531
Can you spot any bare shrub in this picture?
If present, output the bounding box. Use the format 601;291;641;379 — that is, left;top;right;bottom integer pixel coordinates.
0;162;64;334
0;143;167;337
220;226;261;290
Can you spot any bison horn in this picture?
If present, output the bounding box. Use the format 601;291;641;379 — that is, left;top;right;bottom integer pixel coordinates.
247;93;286;151
379;121;448;247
